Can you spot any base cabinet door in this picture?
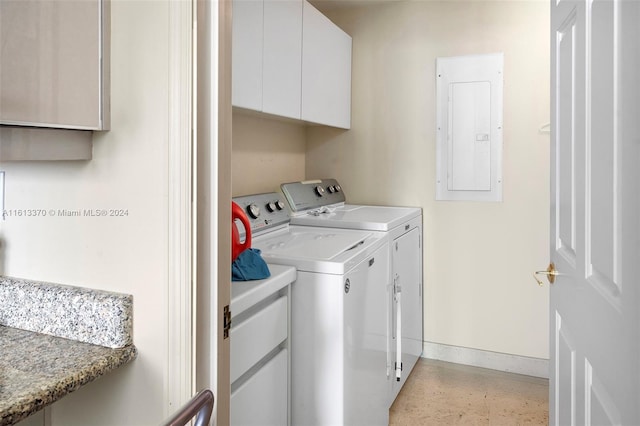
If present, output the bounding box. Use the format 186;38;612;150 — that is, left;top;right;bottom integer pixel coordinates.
230;289;290;425
230;349;288;426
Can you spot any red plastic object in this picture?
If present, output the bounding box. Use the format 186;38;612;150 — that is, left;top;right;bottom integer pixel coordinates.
231;202;252;261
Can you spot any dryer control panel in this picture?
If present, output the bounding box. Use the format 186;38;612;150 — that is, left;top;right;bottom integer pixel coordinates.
232;192;290;236
281;179;346;213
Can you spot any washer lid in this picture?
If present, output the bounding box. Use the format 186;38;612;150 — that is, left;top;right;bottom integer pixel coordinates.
258;227;369;260
290;204;421;231
253;226;387;275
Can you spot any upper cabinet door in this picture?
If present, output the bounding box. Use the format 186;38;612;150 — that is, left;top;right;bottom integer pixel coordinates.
301;1;352;129
232;0;352;129
232;0;264;111
262;0;302;120
0;0;110;130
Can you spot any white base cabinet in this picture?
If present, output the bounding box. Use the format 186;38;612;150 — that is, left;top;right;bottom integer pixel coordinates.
230;265;295;426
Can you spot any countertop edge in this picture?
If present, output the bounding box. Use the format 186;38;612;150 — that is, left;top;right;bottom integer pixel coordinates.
231;264;296;315
1;341;137;426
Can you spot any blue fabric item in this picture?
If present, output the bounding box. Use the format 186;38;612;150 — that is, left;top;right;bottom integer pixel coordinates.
232;248;271;281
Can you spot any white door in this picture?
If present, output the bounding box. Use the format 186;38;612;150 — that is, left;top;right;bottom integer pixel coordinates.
550;0;640;424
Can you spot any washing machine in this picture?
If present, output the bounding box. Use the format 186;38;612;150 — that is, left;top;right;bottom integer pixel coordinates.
232;192;391;426
280;179;423;404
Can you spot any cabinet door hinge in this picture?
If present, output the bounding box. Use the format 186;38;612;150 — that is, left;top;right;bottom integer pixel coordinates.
223;305;232;339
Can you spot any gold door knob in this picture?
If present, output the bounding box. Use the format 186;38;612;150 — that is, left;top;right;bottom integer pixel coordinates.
533;263;558;286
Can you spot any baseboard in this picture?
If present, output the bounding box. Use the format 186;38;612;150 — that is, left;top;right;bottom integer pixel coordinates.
422;341;549;379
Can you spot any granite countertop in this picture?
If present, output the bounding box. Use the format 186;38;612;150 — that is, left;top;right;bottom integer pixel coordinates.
0;277;133;349
0;276;137;425
0;326;137;426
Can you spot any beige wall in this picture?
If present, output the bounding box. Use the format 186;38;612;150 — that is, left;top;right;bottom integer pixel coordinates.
232;111;307;196
307;1;550;359
1;1;176;424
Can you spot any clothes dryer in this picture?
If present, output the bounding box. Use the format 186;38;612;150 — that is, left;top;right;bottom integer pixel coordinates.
280;179;424;404
233;192;391;426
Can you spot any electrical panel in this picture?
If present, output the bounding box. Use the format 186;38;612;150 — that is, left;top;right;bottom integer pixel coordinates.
436;53;504;202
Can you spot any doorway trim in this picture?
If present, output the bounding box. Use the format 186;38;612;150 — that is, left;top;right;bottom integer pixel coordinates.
167;0;195;418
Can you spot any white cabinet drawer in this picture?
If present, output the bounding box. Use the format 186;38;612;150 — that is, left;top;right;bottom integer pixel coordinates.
230;295;288;383
231;349;288;426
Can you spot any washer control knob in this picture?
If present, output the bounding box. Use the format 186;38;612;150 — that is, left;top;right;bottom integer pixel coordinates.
334;184;341;192
315;185;325;197
327;185;336;193
275;200;285;210
266;201;277;212
247;203;260;219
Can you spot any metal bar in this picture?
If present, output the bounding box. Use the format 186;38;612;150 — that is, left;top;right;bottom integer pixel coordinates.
162;389;214;426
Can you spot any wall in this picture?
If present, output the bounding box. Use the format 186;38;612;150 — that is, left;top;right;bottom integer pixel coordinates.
1;1;176;424
307;1;550;360
232;111;306;196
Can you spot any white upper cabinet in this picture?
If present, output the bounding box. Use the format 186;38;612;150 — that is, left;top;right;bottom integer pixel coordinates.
301;1;352;129
232;0;351;129
232;0;264;111
233;0;302;119
262;0;302;119
0;0;110;130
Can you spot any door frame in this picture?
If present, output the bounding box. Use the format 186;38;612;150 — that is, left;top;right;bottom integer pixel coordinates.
195;0;233;424
167;0;197;418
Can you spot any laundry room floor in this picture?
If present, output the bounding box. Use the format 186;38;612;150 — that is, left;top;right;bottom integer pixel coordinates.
389;358;549;425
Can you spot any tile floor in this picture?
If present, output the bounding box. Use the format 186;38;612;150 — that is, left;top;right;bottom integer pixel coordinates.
389;358;549;425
